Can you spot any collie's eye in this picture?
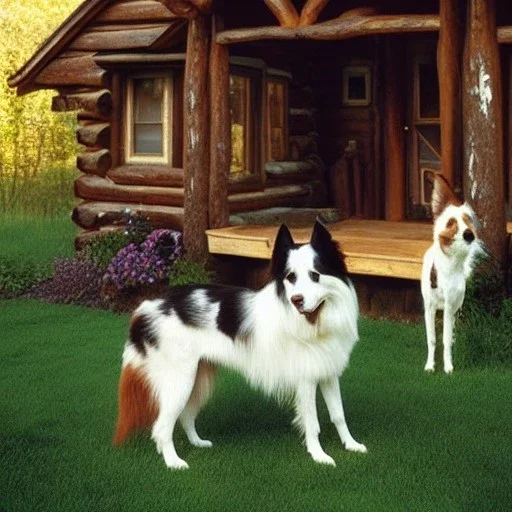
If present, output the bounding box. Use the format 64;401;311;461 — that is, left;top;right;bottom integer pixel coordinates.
286;272;297;284
309;271;320;283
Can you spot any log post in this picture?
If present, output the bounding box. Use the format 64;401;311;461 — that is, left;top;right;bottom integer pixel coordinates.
462;0;506;266
384;36;406;221
209;15;230;228
183;15;210;262
437;0;463;190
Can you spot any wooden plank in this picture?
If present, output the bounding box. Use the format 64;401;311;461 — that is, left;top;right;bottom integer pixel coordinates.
206;220;432;280
216;14;440;44
228;184;311;212
96;1;178;23
34;53;107;89
69;24;170;51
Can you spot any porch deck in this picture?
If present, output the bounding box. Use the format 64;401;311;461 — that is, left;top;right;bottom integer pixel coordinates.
206;219;434;281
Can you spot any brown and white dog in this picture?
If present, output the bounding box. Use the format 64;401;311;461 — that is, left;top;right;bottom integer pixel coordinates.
421;175;483;373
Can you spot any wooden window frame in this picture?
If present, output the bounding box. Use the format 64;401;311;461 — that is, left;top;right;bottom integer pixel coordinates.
228;65;264;189
124;73;173;165
265;72;289;163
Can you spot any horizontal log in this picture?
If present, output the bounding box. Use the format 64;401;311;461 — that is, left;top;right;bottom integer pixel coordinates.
69;24;171;51
264;160;318;176
94;52;186;67
289;134;319;160
75;174;184;206
228;183;311;213
157;0;198;18
107;165;184;187
52;89;112;116
77;149;112;177
77;123;110;148
34;53;107;89
498;26;512;43
96;1;179;23
72;201;184;230
289;108;316;135
217;14;440;44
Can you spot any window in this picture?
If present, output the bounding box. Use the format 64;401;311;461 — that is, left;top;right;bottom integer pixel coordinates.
266;78;287;162
125;75;173;164
342;66;371;106
229;74;253;173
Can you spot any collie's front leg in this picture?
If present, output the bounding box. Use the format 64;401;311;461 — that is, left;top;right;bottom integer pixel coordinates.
294;382;335;466
320;377;367;453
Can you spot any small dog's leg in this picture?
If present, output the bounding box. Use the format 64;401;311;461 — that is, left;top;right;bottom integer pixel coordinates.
320;377;367;453
295;382;335;466
151;368;198;470
424;306;437;372
180;406;212;448
442;307;455;374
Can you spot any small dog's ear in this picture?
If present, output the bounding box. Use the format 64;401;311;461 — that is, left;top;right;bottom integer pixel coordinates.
310;218;332;249
271;224;294;277
430;174;462;218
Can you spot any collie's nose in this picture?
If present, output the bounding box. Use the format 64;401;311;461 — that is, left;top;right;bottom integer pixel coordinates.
463;229;475;243
291;294;304;310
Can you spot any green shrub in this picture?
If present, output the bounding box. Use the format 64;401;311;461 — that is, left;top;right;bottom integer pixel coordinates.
0;256;50;297
78;232;127;270
168;259;211;287
455;253;511;368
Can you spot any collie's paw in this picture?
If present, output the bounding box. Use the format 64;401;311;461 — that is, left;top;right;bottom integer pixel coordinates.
345;440;367;453
191;439;213;448
310;450;336;466
424;362;435;372
162;447;189;470
444;364;454;374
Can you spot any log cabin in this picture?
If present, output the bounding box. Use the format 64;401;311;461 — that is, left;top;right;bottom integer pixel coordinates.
8;0;512;316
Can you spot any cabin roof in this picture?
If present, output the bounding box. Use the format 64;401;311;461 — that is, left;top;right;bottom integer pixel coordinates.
8;0;108;93
8;0;189;95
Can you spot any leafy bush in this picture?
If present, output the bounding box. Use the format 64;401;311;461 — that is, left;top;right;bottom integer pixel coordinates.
0;256;50;297
168;259;212;287
122;210;153;246
25;258;105;308
78;232;127;270
455;253;511;368
104;229;183;290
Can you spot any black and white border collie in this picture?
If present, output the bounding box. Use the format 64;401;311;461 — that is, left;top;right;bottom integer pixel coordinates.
113;220;367;469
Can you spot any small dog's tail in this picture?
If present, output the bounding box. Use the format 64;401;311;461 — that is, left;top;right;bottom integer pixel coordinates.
113;364;158;446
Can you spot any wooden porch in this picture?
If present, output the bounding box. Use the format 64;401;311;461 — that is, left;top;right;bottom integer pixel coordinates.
206;219;434;281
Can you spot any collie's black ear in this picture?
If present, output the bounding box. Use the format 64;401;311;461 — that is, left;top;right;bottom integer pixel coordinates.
310;218;332;249
271;224;294;277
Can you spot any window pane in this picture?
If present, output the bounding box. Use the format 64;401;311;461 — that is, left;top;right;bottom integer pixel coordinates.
230;75;250;173
418;63;439;119
135;124;163;154
267;81;286;161
134;78;163;123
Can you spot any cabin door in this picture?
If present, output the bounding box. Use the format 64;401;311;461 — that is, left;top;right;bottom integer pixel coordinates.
406;44;441;219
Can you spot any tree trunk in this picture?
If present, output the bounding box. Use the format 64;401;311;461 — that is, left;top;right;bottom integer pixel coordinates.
462;0;506;266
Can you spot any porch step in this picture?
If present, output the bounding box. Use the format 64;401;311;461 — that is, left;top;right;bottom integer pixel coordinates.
229;207;341;227
207;219;433;280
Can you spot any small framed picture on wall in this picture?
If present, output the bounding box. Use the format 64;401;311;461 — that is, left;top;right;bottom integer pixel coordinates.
342;66;371;106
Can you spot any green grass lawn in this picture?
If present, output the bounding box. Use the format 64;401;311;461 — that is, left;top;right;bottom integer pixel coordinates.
1;299;511;512
0;215;76;264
